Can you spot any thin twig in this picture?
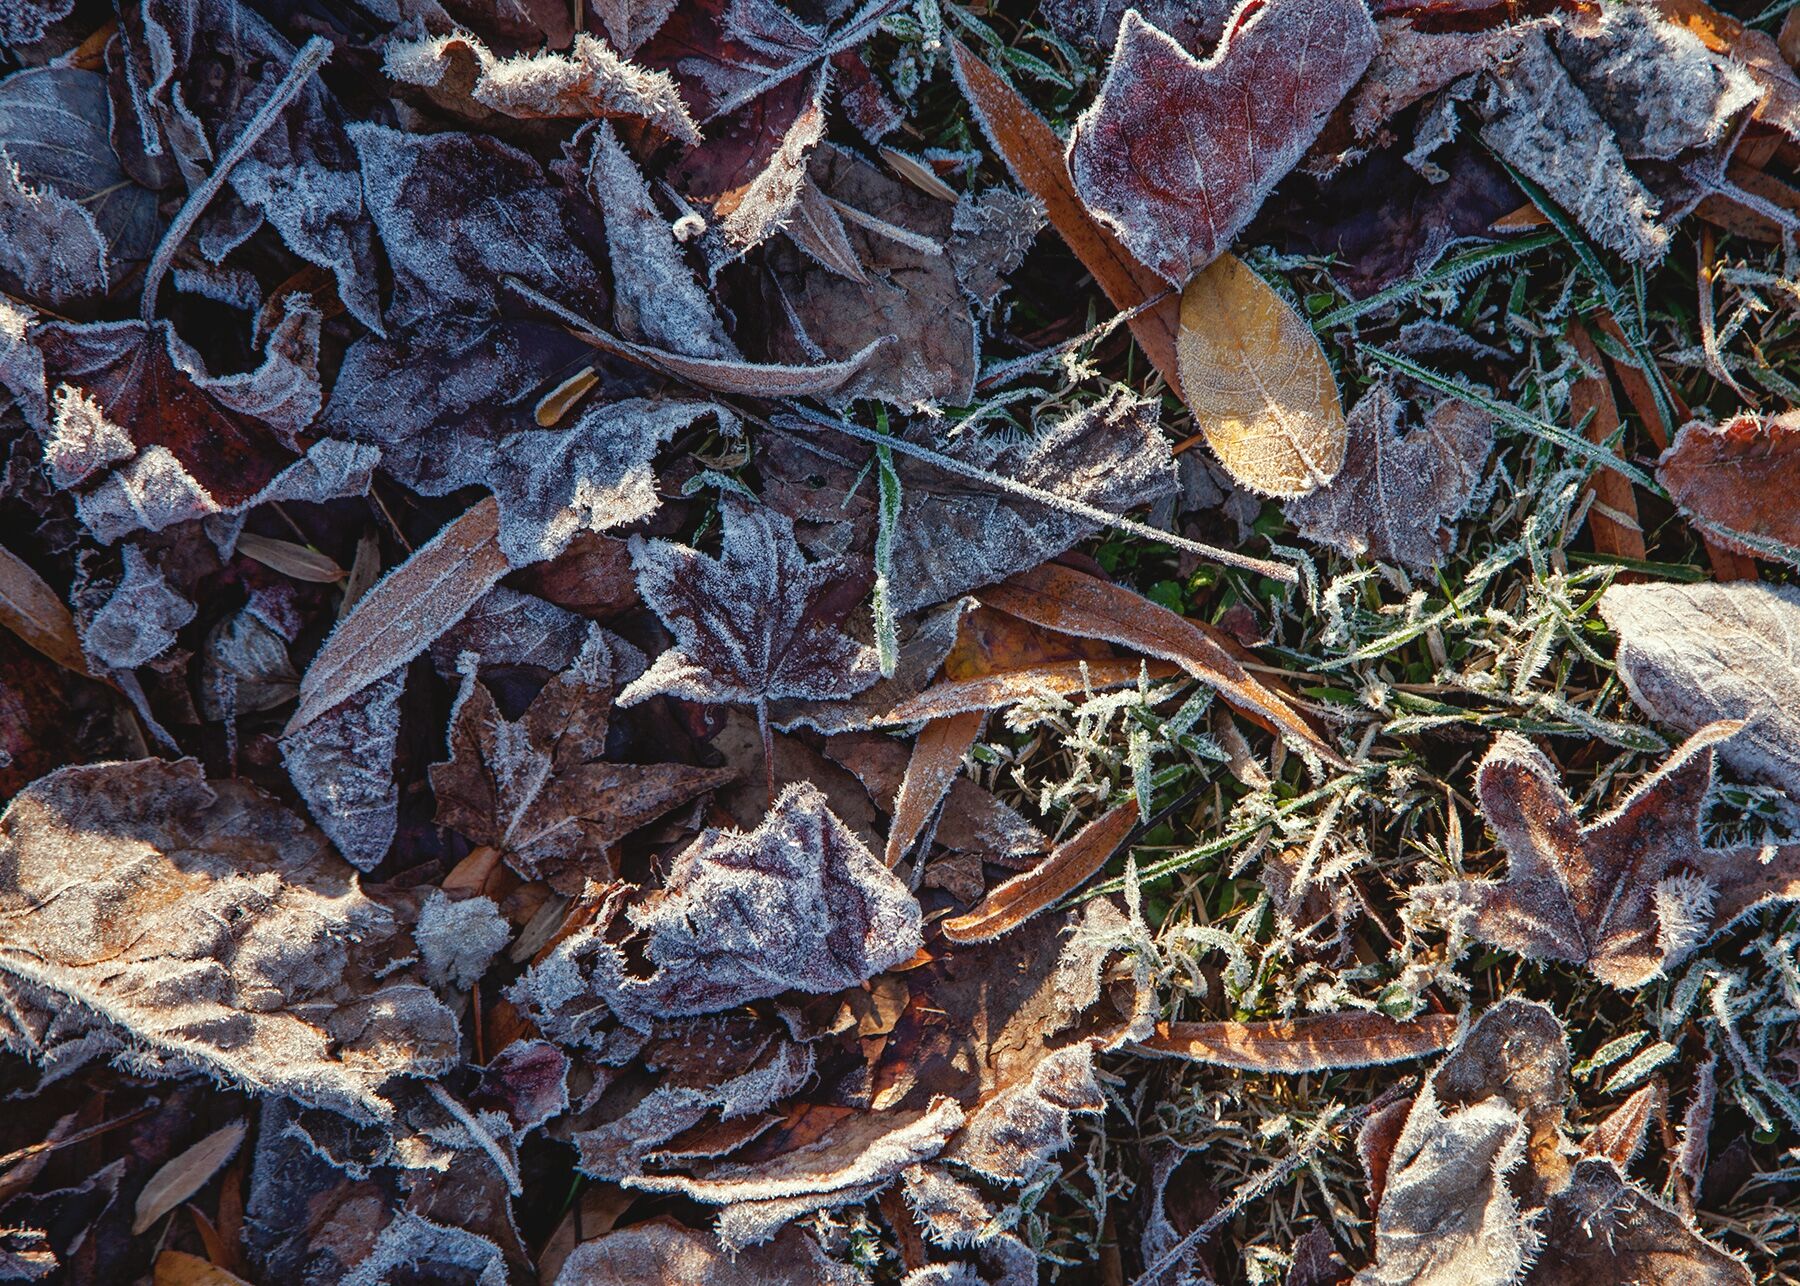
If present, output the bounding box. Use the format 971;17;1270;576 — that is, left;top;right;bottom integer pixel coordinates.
141;36;332;320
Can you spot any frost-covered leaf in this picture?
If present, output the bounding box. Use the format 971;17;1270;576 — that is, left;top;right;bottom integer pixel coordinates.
383;30;698;141
1412;722;1800;988
414;891;511;993
0;758;459;1123
753;145;976;407
1283;383;1493;572
620;500;880;713
288;498;511;735
763;391;1178;616
581;122;735;359
281;669;405;872
0;150;107;307
116;0;381;329
1178;253;1346;497
78;544;194;672
769;598;973;735
1140;1011;1461;1072
1067;0;1377;285
1041;0;1235;52
548;781;922;1030
591;0;679;55
430;626;731;891
555;1218;862;1285
1656;412;1800;563
0;0;71;44
0;540;88;678
349;123;606;330
941;801;1137;942
1600;580;1800;796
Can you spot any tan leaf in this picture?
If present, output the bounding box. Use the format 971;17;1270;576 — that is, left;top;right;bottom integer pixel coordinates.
942;800;1137;942
133;1119;248;1234
1658;412;1800;563
885;711;984;869
0;541;89;677
1178;253;1346;498
885;658;1178;723
1582;1080;1663;1169
1138;1011;1460;1072
286;497;509;735
234;531;346;584
1568;318;1647;563
154;1251;253;1286
979;562;1344;765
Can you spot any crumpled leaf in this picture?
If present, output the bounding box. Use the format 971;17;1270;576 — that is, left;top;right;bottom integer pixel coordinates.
1178;253;1347;497
430;625;731;892
1356;997;1750;1285
1412;721;1800;988
78;544;195;673
554;1218;862;1285
0;149;107;307
1067;0;1377;286
763;391;1178;616
281;670;405;872
592;0;679;55
116;0;382;329
414;890;512;993
751;144;977;407
540;781;923;1031
1599;580;1800;796
383;29;698;141
1283;383;1493;572
0;758;459;1123
0;0;72;44
1656;412;1800;563
620;499;880;715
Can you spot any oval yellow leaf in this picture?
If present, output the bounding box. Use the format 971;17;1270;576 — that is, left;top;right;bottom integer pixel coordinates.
1178;253;1346;497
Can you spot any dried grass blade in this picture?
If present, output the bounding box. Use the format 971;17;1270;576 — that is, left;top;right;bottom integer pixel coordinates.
0;542;91;677
884;658;1179;722
286;497;509;735
948;37;1183;397
942;799;1138;942
133;1119;247;1235
980;563;1345;766
1138;1011;1460;1072
885;710;983;868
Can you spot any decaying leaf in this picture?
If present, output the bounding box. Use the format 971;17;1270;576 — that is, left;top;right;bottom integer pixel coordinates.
1178;254;1347;497
0;540;89;677
1067;0;1377;285
1600;581;1800;796
1356;998;1749;1285
620;500;880;720
554;1219;861;1285
521;782;922;1032
132;1119;247;1234
383;30;698;140
0;147;107;307
1140;1011;1461;1072
287;497;509;736
1656;412;1800;562
430;626;731;891
281;670;404;871
1412;722;1800;988
941;800;1137;942
1283;383;1493;573
884;711;985;869
0;758;458;1122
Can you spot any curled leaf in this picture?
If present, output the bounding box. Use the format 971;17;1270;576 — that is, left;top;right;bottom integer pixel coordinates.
1139;1011;1460;1072
941;800;1138;942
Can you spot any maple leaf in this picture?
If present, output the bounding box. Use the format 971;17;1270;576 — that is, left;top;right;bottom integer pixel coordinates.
1413;722;1800;988
620;499;881;759
1067;0;1377;286
430;627;733;892
1283;382;1494;571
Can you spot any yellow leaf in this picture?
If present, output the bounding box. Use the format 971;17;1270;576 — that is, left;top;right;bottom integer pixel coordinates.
154;1251;252;1286
1178;253;1346;497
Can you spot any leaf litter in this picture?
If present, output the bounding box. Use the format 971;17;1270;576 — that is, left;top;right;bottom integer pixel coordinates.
2;0;1800;1279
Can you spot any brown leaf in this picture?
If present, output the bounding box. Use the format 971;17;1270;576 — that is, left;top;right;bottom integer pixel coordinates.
1283;383;1493;573
886;657;1179;722
1658;412;1800;563
1582;1080;1662;1169
554;1219;861;1285
1412;721;1800;988
132;1119;247;1235
885;711;984;869
1178;253;1348;497
1067;0;1377;285
0;541;89;677
0;758;459;1121
286;497;510;736
941;800;1138;942
1138;1011;1460;1072
1567;317;1647;562
949;37;1184;396
431;627;731;892
154;1251;252;1286
978;562;1344;765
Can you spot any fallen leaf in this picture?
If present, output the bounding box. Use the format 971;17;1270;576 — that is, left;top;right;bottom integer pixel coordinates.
0;145;108;307
1657;412;1800;563
1138;1011;1460;1071
886;657;1178;722
382;30;698;140
0;541;89;677
1412;721;1800;987
884;711;985;869
1283;382;1493;573
280;671;404;871
1178;254;1347;497
978;562;1342;764
0;758;459;1122
1067;0;1377;286
287;497;511;735
1567;317;1647;562
132;1119;247;1234
591;0;678;54
941;800;1138;942
1599;580;1800;795
431;626;731;891
554;1218;861;1285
